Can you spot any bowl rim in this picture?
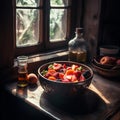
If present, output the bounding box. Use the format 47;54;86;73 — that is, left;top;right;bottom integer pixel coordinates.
92;61;120;77
38;61;93;84
100;45;119;50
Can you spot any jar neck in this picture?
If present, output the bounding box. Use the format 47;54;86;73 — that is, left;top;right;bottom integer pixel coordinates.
75;32;83;38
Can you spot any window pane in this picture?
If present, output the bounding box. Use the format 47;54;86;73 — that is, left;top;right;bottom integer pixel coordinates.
16;0;40;7
50;9;67;41
50;0;69;7
16;9;39;46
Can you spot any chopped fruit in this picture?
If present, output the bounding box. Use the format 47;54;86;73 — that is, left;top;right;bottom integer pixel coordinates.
48;76;56;80
41;63;90;83
53;63;62;70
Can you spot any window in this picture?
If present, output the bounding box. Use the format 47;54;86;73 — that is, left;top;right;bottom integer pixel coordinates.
13;0;78;56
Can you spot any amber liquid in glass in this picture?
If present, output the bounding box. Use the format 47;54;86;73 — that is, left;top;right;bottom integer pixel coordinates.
77;51;87;62
69;51;87;62
18;71;28;87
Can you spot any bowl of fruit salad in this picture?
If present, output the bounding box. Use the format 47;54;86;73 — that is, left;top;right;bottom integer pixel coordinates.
38;61;93;97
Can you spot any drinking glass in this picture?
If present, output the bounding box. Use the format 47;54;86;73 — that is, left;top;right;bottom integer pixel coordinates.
17;56;28;87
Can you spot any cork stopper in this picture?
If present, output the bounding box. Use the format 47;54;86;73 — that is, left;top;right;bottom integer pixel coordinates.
76;28;84;34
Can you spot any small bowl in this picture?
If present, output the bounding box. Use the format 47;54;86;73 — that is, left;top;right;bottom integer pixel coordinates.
38;61;93;97
92;59;120;78
100;45;119;56
92;56;114;69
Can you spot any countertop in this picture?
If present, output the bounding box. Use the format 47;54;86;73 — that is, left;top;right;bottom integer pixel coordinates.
5;72;120;120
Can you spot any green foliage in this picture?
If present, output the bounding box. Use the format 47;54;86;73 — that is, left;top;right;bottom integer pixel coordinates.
16;0;38;6
16;0;65;45
51;0;63;5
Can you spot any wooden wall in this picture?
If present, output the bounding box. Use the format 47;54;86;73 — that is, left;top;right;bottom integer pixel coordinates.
0;1;14;69
82;0;120;58
98;0;120;47
82;0;102;59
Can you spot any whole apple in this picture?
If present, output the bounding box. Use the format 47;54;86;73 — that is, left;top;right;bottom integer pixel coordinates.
28;73;38;84
116;59;120;65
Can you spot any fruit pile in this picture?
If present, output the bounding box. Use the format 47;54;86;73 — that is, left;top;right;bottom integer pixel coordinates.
41;63;90;83
100;56;120;65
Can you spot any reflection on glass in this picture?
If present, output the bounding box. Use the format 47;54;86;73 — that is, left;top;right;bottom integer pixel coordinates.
50;9;67;41
50;0;69;6
16;0;40;7
16;86;27;98
16;9;39;46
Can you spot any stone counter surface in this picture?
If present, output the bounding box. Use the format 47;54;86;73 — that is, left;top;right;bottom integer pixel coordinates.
6;73;120;120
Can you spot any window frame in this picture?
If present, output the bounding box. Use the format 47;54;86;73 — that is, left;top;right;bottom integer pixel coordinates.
45;0;72;48
13;0;44;56
13;0;81;57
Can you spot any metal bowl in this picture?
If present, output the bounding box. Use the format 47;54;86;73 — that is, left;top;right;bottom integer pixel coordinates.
38;61;93;97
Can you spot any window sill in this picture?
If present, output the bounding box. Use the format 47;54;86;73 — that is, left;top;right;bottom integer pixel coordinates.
18;49;69;73
1;49;69;85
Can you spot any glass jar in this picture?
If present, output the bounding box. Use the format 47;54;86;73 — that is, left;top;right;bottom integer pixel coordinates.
68;28;87;63
17;56;28;87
